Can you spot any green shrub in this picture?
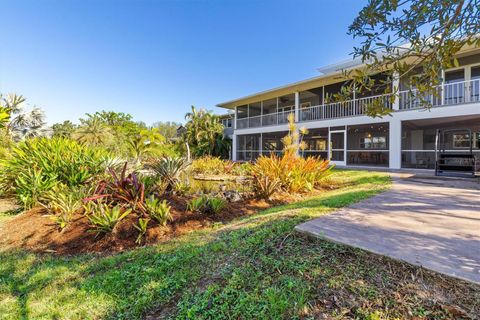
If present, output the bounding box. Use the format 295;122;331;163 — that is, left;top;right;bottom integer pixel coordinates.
15;168;58;209
186;195;208;213
207;197;226;214
0;137;110;208
231;162;253;176
145;196;172;226
148;157;189;192
251;153;332;196
134;218;150;244
252;176;281;200
187;195;226;214
88;204;131;234
190;156;228;175
41;184;85;230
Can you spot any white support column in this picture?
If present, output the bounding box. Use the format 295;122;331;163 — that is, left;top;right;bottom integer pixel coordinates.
465;66;472;103
232;133;237;161
389;118;402;169
234;107;238;130
441;69;445;105
260;101;264;126
392;71;400;110
276;97;279;125
294;91;300;122
352;84;356;114
259;133;263;158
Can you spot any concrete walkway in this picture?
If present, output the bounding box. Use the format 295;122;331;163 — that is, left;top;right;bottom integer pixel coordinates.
295;175;480;284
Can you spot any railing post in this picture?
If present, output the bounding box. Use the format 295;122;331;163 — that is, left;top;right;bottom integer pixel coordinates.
392;71;400;110
294;91;300;122
234;107;238;129
352;84;356;115
260;101;264;126
441;69;445;105
465;67;472;103
232;133;237;161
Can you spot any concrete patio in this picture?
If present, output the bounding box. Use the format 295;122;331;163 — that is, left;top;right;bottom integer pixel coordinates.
295;174;480;284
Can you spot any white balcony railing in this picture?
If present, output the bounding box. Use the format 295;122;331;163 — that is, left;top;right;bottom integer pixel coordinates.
236;110;294;129
299;93;393;122
235;78;480;129
399;78;480;110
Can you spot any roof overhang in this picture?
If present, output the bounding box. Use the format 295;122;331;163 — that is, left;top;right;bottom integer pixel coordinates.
216;68;354;109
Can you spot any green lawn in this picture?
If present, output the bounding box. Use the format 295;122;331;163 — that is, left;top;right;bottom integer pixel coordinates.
0;170;478;319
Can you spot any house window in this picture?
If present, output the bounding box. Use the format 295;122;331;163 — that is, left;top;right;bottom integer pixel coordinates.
360;136;387;149
453;133;471;148
221;118;232;128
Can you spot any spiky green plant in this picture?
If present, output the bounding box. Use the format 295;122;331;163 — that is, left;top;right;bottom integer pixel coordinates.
41;184;84;230
15;168;58;209
207;197;226;214
186;195;209;213
148;157;189;192
252;175;281;200
134;218;150;244
88;204;131;234
0;137;110;208
145;196;172;226
187;195;226;214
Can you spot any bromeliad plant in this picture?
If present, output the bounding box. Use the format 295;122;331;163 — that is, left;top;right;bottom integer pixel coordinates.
42;184;85;230
148;156;189;192
0;137;110;209
85;162;146;213
88;204;132;234
207;197;227;214
145;196;172;226
251;114;332;198
186;195;208;213
252;175;281;200
187;195;226;215
134;218;150;244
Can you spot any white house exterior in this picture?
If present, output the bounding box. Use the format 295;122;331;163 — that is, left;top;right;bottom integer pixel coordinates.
217;46;480;170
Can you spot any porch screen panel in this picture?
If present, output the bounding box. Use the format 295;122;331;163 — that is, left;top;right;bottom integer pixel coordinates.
262;131;287;157
302;128;328;159
262;98;278;126
237;134;261;161
347;123;389;167
401;118;480;169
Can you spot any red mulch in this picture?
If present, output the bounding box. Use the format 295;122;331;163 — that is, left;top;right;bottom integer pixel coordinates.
0;192;317;256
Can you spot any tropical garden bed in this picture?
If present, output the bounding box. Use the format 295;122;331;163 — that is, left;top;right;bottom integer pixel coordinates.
1;170;479;319
0;115;335;255
0;191;322;255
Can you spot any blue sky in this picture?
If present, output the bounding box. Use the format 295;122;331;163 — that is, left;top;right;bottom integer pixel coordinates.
1;0;366;125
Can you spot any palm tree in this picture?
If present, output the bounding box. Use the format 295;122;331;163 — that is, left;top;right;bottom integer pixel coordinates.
183;106;229;157
73;115;113;146
0;93;48;140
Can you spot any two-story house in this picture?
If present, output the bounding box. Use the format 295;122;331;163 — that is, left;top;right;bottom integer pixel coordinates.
217;45;480;171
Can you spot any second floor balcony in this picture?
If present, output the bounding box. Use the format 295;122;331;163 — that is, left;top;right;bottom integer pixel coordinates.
234;77;480;130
